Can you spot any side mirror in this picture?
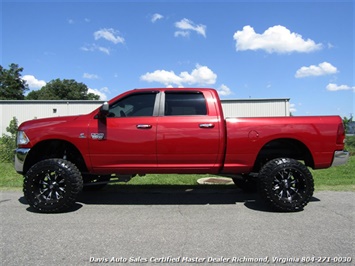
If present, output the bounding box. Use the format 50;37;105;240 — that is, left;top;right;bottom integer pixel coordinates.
101;102;109;112
99;102;109;118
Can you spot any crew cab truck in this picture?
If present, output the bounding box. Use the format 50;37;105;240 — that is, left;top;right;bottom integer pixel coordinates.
14;88;349;213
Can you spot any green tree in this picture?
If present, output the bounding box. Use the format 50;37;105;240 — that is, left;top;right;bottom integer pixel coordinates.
0;64;29;100
0;117;18;162
26;78;100;100
6;117;19;136
343;116;353;134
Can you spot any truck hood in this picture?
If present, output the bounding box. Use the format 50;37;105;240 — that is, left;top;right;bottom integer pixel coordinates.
19;115;81;131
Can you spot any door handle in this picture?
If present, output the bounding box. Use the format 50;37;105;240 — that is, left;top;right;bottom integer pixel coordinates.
136;124;152;129
199;123;215;128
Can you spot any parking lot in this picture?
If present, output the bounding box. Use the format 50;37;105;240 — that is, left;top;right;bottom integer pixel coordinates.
1;188;354;265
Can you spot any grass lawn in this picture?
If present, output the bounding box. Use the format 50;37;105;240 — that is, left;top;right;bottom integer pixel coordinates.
311;156;355;191
1;156;354;191
0;162;23;190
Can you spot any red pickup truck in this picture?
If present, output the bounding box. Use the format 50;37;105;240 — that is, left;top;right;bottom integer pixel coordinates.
15;88;349;213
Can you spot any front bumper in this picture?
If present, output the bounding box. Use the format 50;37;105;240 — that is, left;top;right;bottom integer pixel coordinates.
331;150;350;167
14;148;31;174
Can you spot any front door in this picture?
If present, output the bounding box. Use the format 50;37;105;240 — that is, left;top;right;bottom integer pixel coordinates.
88;91;159;173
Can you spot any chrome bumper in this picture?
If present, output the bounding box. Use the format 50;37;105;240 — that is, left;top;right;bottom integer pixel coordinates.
14;148;31;174
331;150;350;167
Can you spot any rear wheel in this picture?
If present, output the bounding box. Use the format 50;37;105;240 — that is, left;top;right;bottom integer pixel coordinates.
258;158;314;212
24;159;83;213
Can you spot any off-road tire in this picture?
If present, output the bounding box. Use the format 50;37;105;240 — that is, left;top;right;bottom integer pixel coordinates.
258;158;314;212
24;159;83;213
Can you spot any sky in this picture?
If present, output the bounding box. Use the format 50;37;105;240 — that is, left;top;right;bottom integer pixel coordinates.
1;0;354;117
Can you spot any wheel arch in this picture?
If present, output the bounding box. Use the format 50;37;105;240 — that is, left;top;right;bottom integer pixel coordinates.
23;139;88;175
253;138;314;172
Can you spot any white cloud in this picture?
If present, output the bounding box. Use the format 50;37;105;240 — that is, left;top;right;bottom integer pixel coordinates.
233;25;322;53
151;13;163;23
217;84;232;96
94;28;125;44
100;86;110;93
295;62;338;78
140;65;216;87
68;18;90;24
81;44;110;55
22;75;46;89
175;18;206;38
97;46;110;54
88;87;109;100
289;103;297;113
141;70;184;86
83;73;99;79
326;83;355;92
174;31;190;38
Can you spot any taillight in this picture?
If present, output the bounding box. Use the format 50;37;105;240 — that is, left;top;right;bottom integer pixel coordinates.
336;123;345;145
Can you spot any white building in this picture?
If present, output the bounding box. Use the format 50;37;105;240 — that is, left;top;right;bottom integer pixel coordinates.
0;98;290;135
0;100;103;135
222;98;290;118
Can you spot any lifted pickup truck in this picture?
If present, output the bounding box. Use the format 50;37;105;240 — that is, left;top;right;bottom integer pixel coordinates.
15;88;349;213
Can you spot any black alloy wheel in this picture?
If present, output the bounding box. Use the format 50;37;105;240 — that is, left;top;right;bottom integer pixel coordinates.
258;158;314;212
24;159;83;213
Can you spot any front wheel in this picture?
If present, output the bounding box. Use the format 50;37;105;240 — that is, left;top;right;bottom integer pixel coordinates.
24;159;83;213
258;158;314;212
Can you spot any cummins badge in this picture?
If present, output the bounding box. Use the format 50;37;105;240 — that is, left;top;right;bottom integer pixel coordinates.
91;133;105;140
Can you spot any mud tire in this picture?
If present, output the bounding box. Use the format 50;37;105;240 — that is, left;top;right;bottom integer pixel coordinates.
24;159;83;213
258;158;314;212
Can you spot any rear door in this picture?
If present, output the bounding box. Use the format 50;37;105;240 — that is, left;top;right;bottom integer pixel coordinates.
88;91;159;172
156;91;221;172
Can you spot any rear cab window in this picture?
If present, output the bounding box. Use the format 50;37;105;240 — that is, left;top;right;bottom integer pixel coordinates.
164;91;207;116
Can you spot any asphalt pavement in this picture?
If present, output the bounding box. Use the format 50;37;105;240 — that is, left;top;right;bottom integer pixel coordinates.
1;187;354;265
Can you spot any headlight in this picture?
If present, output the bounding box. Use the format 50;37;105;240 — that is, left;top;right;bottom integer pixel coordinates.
17;131;30;145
